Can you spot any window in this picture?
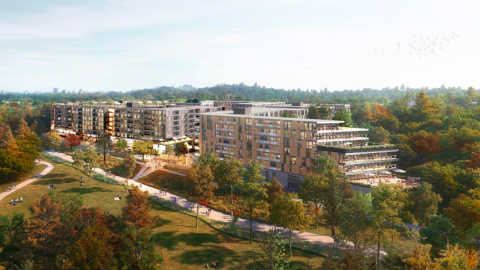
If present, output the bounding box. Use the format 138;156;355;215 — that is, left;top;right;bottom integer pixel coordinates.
265;171;270;180
284;137;290;147
291;157;297;165
292;130;296;138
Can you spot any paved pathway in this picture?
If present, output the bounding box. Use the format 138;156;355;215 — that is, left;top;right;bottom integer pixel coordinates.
47;151;355;250
0;160;55;201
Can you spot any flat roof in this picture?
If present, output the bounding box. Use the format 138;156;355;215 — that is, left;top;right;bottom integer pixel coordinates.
199;110;344;123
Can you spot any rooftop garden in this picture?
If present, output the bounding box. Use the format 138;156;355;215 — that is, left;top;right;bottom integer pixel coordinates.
317;144;397;152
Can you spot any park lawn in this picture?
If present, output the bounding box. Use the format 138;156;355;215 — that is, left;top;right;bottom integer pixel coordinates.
0;163;47;193
0;157;325;269
163;163;192;174
0;163;128;217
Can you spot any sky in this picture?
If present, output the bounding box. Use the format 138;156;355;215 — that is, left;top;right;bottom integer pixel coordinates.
0;0;479;92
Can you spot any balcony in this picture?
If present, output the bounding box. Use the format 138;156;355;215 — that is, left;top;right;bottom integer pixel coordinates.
317;144;398;154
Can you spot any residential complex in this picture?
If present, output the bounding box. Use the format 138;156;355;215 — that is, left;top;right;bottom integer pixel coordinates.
199;106;397;188
51;100;397;188
51;102;221;143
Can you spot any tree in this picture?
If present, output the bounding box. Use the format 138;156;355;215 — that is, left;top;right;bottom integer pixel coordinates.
0;212;26;269
96;133;112;164
446;189;480;232
406;244;436;270
333;109;353;127
64;134;81;151
82;147;99;177
408;131;441;158
174;142;188;157
197;152;221;178
316;154;354;236
124;154;137;180
218;156;245;205
72;149;85;175
242;160;268;243
254;229;296;270
119;226;162;270
281;111;298;118
270;194;311;257
409;182;442;226
371;183;407;265
435;244;478;270
307;104;320;119
116;138;128;155
123;186;156;230
339;191;372;249
44;132;62;151
132;141;150;161
164;145;174;158
187;165;218;228
299;174;323;229
420;215;462;256
369;126;390;144
26;193;65;268
317;105;334;120
266;177;285;208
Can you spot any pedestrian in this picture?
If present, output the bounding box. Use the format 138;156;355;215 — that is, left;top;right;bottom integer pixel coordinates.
20;197;23;202
230;211;233;219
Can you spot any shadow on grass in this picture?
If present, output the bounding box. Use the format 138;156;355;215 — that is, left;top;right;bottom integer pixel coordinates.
176;232;221;246
32;174;77;186
60;187;109;194
155;216;173;227
174;246;242;267
153;231;179;249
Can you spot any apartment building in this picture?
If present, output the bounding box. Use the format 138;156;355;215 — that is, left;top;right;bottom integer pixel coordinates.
199;107;398;188
214;101;286;111
51;102;222;143
269;102;350;115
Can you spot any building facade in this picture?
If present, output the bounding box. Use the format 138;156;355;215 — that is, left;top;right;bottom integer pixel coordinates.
199;107;398;188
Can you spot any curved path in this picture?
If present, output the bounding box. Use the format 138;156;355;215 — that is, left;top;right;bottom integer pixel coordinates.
0;160;54;201
47;151;385;253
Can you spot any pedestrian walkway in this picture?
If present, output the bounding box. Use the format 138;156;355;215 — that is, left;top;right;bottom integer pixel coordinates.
47;151;354;250
0;160;55;201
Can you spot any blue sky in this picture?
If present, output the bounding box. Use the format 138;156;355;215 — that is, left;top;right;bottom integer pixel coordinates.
1;0;479;92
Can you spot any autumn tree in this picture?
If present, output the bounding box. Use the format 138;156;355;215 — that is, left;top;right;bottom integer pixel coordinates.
64;134;81;151
96;133;113;164
408;130;441;159
405;244;436;270
123;185;156;230
270;193;311;257
446;189;480;232
187;165;218;228
408;182;442;226
43;131;62;151
26;193;65;268
266;177;285;209
132;140;151;160
435;244;478;270
242;160;268;243
218;156;245;205
299;174;323;229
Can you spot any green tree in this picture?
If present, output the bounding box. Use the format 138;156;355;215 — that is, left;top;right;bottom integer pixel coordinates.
174;142;188;157
371;183;407;265
307;105;320;119
254;229;297;270
316;154;354;236
270;194;311;257
124;154;137;180
187;165;218;228
369;126;390;144
116;138;128;156
339;191;372;249
132;141;149;160
242;160;268;243
82;147;99;177
318;105;334;120
0;212;26;269
420;215;462;256
164;145;174;158
333;109;353;127
44;131;62;151
409;182;442;226
71;149;85;175
119;226;162;270
218;156;245;205
299;174;323;229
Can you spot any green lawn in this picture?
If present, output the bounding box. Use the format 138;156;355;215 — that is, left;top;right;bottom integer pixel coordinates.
0;155;325;269
0;163;47;194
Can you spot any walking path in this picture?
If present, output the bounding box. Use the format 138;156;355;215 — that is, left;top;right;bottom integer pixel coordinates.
47;151;354;250
0;160;55;201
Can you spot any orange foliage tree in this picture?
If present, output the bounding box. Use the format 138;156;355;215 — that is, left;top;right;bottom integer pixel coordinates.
64;134;81;151
446;190;480;232
123;186;156;230
408;131;441;157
